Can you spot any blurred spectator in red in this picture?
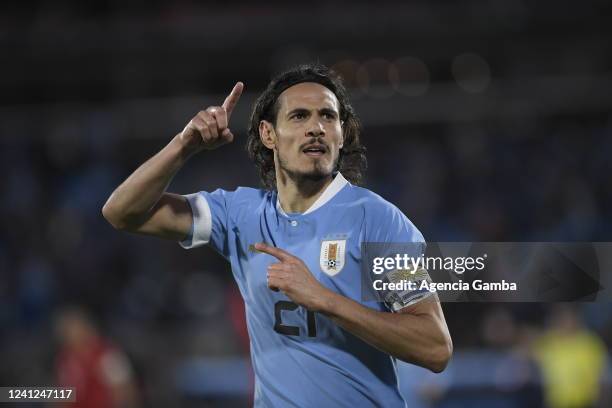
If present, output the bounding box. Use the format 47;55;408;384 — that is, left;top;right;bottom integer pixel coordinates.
532;305;609;408
53;307;140;408
227;284;254;405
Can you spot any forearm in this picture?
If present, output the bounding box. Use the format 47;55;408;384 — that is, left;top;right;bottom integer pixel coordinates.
102;134;193;228
256;243;453;371
320;291;452;372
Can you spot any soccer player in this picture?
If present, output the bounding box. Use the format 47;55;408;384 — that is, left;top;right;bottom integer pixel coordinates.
102;64;452;407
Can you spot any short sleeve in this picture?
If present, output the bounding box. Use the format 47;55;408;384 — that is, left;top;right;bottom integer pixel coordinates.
179;189;233;257
367;202;434;311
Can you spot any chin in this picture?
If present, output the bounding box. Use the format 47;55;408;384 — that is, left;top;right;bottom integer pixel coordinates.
307;160;336;176
278;154;337;182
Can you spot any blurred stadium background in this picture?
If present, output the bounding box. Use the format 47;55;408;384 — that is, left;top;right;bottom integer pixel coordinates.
1;1;611;407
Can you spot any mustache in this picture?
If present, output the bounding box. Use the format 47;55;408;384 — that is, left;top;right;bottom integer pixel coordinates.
299;137;328;150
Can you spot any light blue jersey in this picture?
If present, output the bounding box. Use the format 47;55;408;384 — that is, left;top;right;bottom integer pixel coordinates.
180;173;429;407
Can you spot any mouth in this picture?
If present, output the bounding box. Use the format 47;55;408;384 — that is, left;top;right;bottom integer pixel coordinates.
302;144;327;157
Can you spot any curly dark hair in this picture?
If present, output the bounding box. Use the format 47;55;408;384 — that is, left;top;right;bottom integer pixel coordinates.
246;63;367;190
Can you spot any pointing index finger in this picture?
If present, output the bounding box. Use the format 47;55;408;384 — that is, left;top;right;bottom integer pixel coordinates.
222;81;244;119
253;242;293;262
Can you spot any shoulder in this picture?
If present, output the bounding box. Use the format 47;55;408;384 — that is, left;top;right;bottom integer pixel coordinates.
220;186;271;221
344;185;407;221
345;185;425;243
200;186;269;220
205;186;268;203
229;186;269;203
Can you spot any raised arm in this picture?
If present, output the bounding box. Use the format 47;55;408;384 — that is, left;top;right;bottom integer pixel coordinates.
102;82;244;240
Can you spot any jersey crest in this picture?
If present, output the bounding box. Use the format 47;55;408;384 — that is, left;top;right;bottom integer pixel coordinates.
320;239;346;276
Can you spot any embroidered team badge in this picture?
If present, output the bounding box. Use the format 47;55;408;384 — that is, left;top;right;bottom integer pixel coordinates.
320;239;346;276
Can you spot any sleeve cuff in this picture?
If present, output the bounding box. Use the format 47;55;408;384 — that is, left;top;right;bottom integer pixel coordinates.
389;290;435;312
179;192;212;249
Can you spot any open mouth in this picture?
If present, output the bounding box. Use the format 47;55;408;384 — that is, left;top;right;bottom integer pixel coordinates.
302;144;327;157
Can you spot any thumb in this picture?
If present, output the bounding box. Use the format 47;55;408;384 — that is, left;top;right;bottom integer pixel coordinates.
221;128;234;143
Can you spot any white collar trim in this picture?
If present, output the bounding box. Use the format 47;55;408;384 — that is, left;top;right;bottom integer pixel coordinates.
276;172;348;216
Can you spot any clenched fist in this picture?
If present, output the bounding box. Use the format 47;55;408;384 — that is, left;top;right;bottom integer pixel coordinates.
179;82;244;153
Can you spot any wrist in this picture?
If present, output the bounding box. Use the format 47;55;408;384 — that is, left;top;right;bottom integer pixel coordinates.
315;287;341;315
171;133;201;160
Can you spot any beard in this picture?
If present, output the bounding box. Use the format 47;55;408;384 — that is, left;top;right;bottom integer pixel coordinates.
277;152;331;182
276;142;338;184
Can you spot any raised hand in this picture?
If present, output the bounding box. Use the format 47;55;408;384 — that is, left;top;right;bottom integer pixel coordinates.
254;242;334;312
179;82;244;153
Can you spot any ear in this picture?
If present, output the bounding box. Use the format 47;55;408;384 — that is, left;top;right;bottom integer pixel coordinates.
259;120;276;150
339;120;345;149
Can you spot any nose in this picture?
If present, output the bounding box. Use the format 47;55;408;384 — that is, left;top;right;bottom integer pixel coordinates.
306;118;325;138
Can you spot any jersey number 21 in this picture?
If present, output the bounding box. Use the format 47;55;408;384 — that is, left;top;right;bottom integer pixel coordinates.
274;301;317;337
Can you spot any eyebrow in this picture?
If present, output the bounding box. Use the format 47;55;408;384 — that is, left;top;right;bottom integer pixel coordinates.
286;107;339;117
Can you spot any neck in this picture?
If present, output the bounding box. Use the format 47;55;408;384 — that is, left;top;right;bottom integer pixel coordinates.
276;170;334;214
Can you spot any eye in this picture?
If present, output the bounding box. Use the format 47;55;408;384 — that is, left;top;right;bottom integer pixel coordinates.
321;111;338;121
291;112;305;120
